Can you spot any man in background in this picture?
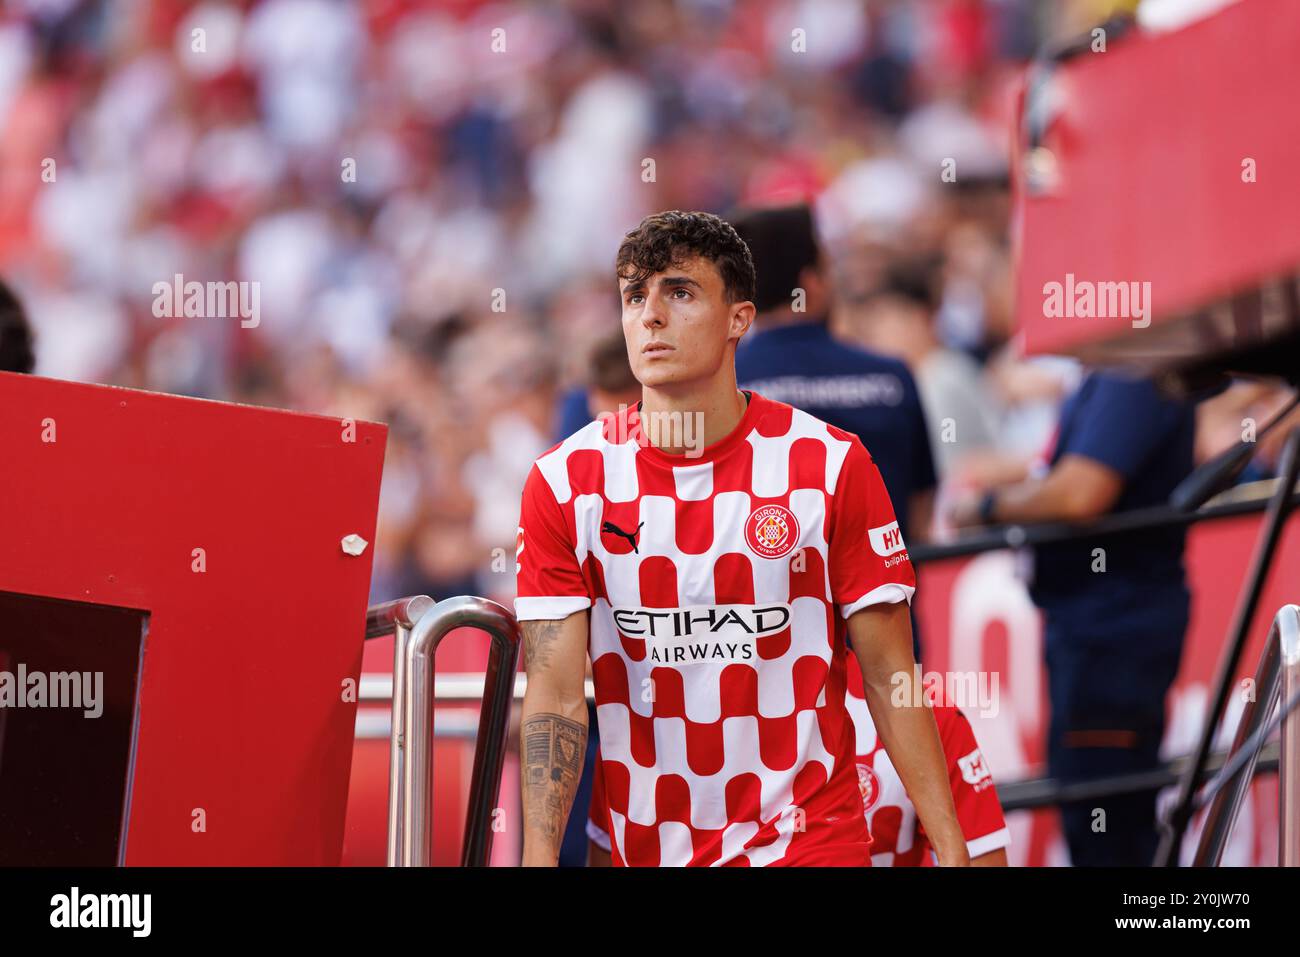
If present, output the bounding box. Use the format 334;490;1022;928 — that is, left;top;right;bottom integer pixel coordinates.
731;205;937;547
950;370;1196;866
731;204;937;661
852;258;1000;476
553;330;641;441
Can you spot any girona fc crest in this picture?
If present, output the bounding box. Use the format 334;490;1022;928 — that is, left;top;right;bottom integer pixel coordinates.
856;763;880;812
744;504;799;559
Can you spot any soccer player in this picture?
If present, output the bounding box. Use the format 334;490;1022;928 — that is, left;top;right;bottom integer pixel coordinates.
515;210;967;866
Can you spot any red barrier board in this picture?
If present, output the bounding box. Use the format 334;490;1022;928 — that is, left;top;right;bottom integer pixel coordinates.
0;371;386;864
1012;0;1300;365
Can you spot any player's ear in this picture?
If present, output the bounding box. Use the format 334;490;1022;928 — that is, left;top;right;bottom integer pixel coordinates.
729;299;755;342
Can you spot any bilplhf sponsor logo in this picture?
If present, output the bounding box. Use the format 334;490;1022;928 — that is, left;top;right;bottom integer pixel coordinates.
868;521;906;557
957;748;993;791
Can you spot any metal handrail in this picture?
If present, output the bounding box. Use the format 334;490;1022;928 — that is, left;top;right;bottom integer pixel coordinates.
400;596;520;867
357;672;594;703
1282;609;1300;865
363;594;522;867
364;595;432;864
911;482;1300;565
1157;429;1300;865
365;596;433;640
1193;605;1300;866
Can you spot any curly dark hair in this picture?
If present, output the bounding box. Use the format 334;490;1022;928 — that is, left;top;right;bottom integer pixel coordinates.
615;210;756;304
0;278;35;374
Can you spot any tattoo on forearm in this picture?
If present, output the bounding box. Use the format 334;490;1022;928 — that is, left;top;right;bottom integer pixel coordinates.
522;618;564;673
521;712;587;847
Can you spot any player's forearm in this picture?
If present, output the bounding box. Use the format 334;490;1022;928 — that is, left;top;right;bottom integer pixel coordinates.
861;689;969;865
520;703;587;866
519;615;590;866
848;604;969;866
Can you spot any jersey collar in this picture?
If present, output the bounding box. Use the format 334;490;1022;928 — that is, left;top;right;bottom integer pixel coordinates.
633;390;761;468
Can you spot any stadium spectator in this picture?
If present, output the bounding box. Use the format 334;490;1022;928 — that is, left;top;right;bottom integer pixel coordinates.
949;370;1197;866
731;204;938;662
851;257;1001;476
731;205;938;545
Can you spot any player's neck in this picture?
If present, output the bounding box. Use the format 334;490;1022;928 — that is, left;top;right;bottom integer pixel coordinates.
639;376;749;456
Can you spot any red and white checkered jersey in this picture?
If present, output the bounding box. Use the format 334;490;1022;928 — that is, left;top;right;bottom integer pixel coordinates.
515;390;916;866
844;667;1010;865
587;702;1011;865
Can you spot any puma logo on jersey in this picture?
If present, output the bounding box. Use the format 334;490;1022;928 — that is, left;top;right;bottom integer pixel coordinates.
868;521;906;557
601;520;644;553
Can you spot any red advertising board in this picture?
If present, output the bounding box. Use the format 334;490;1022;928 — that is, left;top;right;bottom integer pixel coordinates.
1012;0;1300;366
0;371;386;865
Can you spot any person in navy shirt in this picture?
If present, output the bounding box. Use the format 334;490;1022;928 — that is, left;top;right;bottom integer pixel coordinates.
729;206;937;548
729;205;937;663
951;369;1196;866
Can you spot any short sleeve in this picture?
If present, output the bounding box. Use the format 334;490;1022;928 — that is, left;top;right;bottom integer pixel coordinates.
921;708;1010;859
514;463;592;621
1058;373;1189;480
829;438;917;618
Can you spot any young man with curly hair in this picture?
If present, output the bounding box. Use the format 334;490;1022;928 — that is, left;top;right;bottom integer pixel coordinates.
515;210;966;867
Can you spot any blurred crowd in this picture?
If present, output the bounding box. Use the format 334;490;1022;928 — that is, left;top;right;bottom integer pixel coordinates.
0;0;1288;608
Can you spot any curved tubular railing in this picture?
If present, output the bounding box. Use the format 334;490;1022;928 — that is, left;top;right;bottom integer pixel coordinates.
1192;605;1300;866
363;594;522;867
1282;610;1300;866
364;596;432;866
397;595;520;867
1156;430;1300;866
365;596;433;640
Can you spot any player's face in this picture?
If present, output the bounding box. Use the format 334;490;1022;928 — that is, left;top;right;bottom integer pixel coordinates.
619;255;752;391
